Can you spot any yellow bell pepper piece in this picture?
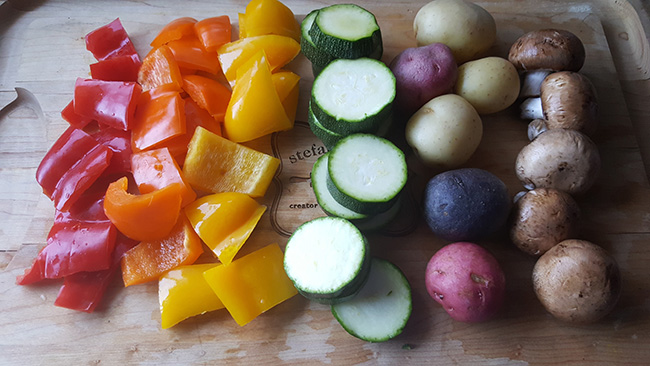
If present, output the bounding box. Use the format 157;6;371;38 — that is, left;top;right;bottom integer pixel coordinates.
224;50;293;143
184;192;266;265
203;243;298;326
272;70;300;123
238;0;301;42
159;263;224;329
182;126;280;197
217;34;300;86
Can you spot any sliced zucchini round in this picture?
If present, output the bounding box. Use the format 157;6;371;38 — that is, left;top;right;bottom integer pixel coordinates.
300;10;335;69
284;216;370;304
332;257;412;342
352;195;402;232
327;134;407;214
307;102;344;150
311;58;395;134
312;153;367;220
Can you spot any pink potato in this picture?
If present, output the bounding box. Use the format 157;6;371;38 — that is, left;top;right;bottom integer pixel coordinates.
425;242;505;323
389;43;458;116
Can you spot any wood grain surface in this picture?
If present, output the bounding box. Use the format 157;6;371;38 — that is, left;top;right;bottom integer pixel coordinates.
1;0;649;365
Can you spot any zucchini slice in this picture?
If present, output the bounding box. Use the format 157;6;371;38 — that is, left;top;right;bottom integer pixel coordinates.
308;4;382;59
311;58;395;134
307;102;344;149
312;153;367;220
327;134;407;214
332;257;412;342
284;216;370;304
300;10;335;69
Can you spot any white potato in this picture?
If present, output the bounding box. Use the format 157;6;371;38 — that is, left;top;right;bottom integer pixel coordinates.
454;57;521;114
413;0;496;64
405;94;482;169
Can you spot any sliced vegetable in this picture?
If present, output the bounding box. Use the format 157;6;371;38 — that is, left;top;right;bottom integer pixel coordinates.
131;147;196;207
182;74;231;119
89;126;133;176
311;153;367;220
131;85;186;152
238;0;300;41
271;70;300;122
90;54;142;82
182;127;280;197
84;18;140;61
194;16;232;53
61;100;93;129
150;17;198;49
159;263;225;329
103;176;182;241
331;258;412;342
184;192;266;265
300;10;334;69
120;216;203;287
284;216;371;304
167;36;221;75
73;78;142;131
223;50;292;142
203;243;298;326
137;45;183;91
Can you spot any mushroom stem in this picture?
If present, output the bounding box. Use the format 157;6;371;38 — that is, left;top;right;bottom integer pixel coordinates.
528;118;548;140
520;69;552;98
520;97;543;120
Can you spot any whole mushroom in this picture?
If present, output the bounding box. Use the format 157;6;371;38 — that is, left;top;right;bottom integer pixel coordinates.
510;188;581;256
515;128;600;195
521;71;598;137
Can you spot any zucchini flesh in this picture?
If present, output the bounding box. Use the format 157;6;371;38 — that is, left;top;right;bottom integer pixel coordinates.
284;217;370;304
332;258;412;342
327;134;407;214
312;153;367;220
300;10;335;68
307;102;344;149
311;58;395;133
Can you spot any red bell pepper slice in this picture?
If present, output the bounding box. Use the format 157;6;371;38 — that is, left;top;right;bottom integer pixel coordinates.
90;126;133;176
54;175;112;223
85;18;139;61
131;86;186;152
61;100;94;129
194;16;232;53
36;127;100;198
150;17;198;49
16;220;117;285
51;143;113;212
54;234;138;313
90;54;142;82
73;78;142;131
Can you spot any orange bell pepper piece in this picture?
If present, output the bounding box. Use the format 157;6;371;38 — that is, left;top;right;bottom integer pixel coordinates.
167;36;221;75
194;16;232;53
184;192;266;265
159;98;222;164
182;74;231;120
224;50;292;143
203;243;298;326
182;127;280;197
121;216;203;287
131;86;186;152
104;176;182;241
159;263;225;329
137;45;183;91
271;70;300;123
238;0;300;41
131;147;196;207
150;17;198;49
217;34;300;86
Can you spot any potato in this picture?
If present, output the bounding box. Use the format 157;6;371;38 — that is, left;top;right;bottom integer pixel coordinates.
454;57;520;114
413;0;496;64
389;43;458;116
425;242;506;323
405;94;482;169
533;239;621;323
423;168;510;241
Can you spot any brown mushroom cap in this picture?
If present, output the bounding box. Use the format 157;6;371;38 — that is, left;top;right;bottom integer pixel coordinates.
508;29;586;72
533;239;621;323
515;129;600;195
510;188;581;256
541;71;598;136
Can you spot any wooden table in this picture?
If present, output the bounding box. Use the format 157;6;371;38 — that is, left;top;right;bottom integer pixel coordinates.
1;0;649;364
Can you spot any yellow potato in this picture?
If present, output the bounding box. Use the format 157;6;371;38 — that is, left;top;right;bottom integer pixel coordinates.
454;57;520;114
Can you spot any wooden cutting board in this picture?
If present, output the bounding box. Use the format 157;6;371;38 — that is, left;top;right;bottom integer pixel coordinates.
1;0;649;364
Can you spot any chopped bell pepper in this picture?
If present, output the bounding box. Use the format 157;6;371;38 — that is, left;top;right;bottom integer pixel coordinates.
238;0;300;41
224;50;292;142
182;127;280;197
184;192;266;265
90;54;142;82
120;216;203;287
203;243;298;326
150;17;198;49
217;34;300;86
138;45;183;91
73;78;142;131
159;263;224;329
89;125;133;176
85;18;140;62
61;100;93;129
131;147;196;207
131;86;186;152
167;37;221;75
182;74;231;119
272;70;300;123
103;176;182;241
194;16;231;53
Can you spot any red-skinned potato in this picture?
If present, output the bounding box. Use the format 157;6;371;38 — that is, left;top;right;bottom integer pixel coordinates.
389;43;458;116
425;242;506;323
